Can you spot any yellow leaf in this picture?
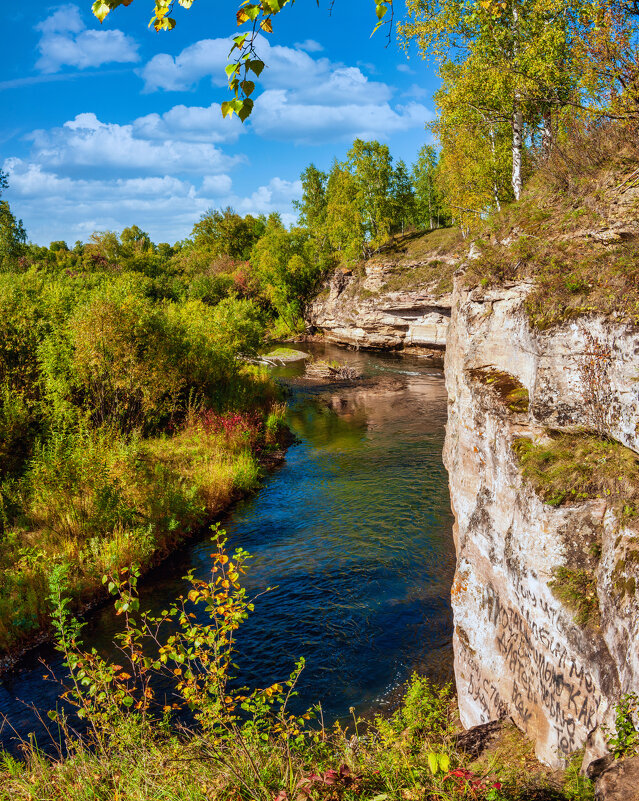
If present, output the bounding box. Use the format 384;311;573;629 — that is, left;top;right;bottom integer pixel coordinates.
260;18;273;32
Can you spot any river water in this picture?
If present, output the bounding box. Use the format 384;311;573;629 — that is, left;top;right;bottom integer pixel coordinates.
0;343;455;754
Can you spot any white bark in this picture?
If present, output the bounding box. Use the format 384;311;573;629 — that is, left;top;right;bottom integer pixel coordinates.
512;104;523;201
541;110;553;162
489;125;501;212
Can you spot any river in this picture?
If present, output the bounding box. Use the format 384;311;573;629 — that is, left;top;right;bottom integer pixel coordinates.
0;343;455;754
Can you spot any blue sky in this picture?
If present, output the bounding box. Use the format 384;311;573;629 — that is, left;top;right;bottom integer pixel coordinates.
2;1;440;245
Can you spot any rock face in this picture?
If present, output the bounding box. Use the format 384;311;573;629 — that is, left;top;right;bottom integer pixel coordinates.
443;277;639;767
596;755;639;800
307;256;453;362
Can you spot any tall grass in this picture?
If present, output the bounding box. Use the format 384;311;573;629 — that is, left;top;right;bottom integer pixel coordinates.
0;534;595;801
0;382;284;655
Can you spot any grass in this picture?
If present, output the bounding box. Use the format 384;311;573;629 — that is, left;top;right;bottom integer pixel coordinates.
548;567;600;628
0;395;286;658
263;347;310;361
380;260;457;296
461;120;639;329
512;431;639;513
0;682;595;801
381;227;465;262
469;368;529;413
373;228;463;298
0;544;596;801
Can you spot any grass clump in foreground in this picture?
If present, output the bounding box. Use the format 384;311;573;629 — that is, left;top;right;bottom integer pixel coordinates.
0;531;594;801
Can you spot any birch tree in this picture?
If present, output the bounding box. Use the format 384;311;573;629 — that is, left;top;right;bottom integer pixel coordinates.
400;0;600;199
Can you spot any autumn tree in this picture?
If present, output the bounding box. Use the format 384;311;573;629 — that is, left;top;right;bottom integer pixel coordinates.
400;0;606;200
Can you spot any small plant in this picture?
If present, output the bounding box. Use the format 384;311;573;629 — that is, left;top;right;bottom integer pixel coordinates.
607;693;639;759
548;566;600;627
578;330;614;440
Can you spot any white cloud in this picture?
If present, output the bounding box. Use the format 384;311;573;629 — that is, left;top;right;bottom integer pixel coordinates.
139;36;388;101
201;174;233;196
35;4;139;74
396;64;414;74
27;112;240;175
3;157;209;243
294;39;324;53
233;177;302;217
133;103;244;144
137;36;430;143
3;159;302;245
251;92;432;144
139;38;230;92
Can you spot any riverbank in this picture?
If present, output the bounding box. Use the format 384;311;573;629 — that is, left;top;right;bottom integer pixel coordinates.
0;396;291;676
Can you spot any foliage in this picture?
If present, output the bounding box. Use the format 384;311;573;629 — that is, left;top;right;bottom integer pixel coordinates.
192;207;266;261
607;693;639;759
412;145;451;231
0;218;288;655
0;171;26;272
0;539;596;800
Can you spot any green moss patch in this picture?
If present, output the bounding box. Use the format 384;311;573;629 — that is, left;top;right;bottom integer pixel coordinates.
513;431;639;513
469;367;529;413
263;347;310;362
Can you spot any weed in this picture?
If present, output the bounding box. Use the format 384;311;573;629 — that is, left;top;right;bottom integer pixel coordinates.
0;537;596;801
548;567;600;627
469;368;529;413
607;693;639;759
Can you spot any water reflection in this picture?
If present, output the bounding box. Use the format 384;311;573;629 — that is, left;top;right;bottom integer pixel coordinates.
0;344;454;753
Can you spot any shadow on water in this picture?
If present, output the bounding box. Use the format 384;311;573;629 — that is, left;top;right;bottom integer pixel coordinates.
0;343;455;754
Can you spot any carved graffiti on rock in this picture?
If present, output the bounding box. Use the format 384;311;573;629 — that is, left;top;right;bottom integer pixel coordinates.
457;583;602;756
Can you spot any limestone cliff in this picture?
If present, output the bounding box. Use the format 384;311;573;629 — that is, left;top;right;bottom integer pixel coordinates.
306;166;639;769
443;277;639;767
307;229;461;362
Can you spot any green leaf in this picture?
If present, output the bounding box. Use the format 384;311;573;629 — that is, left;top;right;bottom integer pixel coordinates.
247;59;265;77
428;752;439;775
122;695;134;707
241;80;255;96
225;63;240;78
375;2;388;19
438;753;450;772
92;0;111;22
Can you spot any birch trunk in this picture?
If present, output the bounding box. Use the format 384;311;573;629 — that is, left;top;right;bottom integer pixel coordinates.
541;109;553;162
489;125;501;212
512;103;523;201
